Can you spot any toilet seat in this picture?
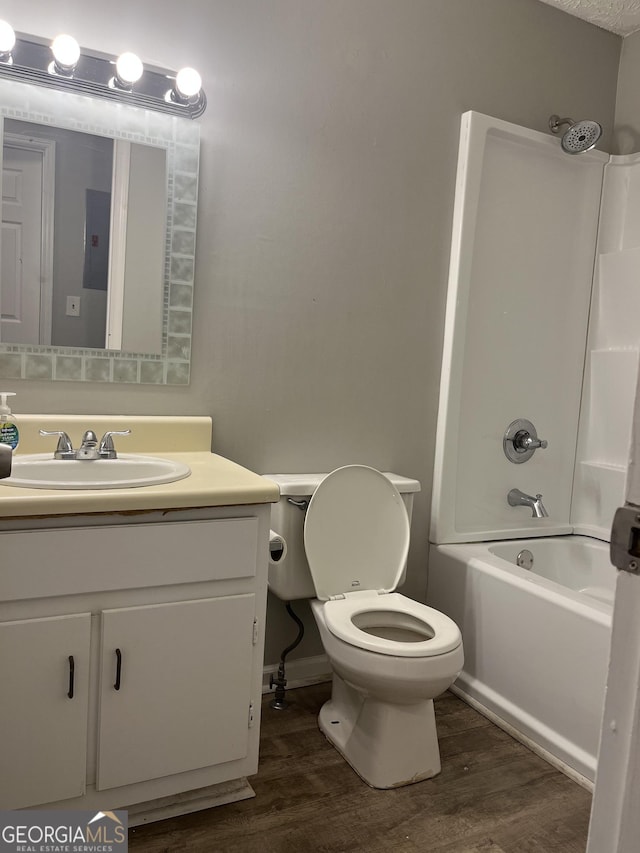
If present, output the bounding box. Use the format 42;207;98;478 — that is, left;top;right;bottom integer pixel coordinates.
323;591;462;658
304;465;461;658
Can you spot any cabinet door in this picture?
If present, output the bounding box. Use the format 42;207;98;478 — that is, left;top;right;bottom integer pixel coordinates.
0;613;91;809
97;594;256;790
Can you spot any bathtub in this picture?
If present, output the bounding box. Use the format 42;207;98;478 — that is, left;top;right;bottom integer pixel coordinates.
427;535;614;785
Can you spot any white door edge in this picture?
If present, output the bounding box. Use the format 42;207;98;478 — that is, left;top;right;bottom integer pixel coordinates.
105;139;131;351
587;372;640;851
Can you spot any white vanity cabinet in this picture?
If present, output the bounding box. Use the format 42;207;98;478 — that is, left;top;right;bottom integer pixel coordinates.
0;613;91;809
0;503;271;823
97;594;256;790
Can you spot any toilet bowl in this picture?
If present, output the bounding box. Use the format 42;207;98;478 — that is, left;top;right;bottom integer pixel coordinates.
312;598;463;788
267;464;463;789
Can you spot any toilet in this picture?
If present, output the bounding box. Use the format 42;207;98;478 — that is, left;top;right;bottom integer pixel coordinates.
266;465;464;789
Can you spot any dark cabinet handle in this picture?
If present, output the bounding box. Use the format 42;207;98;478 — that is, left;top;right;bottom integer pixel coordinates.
114;648;122;691
67;655;75;699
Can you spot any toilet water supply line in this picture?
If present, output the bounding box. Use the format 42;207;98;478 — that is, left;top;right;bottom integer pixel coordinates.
270;602;305;710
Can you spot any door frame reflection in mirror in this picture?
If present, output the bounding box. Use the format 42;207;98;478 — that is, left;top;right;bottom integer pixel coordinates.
0;76;199;385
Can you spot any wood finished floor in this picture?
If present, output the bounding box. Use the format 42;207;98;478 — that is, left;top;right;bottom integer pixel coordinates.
129;682;592;852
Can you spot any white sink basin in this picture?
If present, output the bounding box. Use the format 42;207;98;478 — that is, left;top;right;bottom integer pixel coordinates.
3;454;191;490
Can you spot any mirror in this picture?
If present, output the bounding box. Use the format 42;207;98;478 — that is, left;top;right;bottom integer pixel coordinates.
2;119;167;354
0;78;199;385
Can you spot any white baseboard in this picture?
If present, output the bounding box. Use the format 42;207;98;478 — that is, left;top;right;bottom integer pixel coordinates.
451;684;594;792
262;654;332;694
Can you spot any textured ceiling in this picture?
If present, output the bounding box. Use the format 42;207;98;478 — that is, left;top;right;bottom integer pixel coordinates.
536;0;640;35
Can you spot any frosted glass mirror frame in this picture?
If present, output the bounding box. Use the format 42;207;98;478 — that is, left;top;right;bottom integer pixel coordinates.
0;77;199;385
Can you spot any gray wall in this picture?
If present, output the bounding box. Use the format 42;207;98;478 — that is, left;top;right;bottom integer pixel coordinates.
0;0;621;665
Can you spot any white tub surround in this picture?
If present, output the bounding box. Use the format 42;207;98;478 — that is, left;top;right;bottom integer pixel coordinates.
431;111;640;547
430;112;607;545
0;415;279;824
571;154;640;541
427;112;640;787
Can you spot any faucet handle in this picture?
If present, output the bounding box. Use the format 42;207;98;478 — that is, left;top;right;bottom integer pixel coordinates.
39;429;75;459
503;419;548;463
517;434;548;451
98;429;131;459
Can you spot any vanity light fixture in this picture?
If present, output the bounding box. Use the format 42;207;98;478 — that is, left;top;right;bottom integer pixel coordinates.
0;24;206;118
0;20;16;62
164;66;205;113
112;51;144;90
50;33;80;76
172;66;202;103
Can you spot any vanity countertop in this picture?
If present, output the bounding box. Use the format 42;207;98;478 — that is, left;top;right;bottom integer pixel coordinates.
0;415;279;518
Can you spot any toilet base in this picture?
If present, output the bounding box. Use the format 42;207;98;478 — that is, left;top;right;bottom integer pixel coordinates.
318;673;442;789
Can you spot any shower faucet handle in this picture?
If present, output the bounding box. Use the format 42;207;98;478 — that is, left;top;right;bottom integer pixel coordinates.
514;433;548;452
503;419;548;464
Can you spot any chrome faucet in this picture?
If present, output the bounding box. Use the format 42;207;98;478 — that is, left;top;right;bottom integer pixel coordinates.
507;488;548;518
76;429;99;459
40;429;131;460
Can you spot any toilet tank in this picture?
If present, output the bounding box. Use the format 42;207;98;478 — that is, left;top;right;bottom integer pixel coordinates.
264;471;421;601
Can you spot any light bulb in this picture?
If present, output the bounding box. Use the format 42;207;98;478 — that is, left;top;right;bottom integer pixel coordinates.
51;33;80;71
175;67;202;99
0;20;16;56
115;52;143;86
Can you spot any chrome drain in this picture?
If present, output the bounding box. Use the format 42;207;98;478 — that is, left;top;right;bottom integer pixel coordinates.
516;549;534;570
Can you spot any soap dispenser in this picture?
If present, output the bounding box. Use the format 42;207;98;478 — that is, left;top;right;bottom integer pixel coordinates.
0;392;19;450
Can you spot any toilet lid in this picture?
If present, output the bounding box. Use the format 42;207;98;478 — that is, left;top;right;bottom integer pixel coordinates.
304;465;410;601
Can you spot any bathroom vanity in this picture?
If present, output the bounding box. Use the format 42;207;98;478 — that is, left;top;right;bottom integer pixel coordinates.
0;415;279;824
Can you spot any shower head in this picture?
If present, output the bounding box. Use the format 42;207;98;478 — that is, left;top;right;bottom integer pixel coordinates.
549;115;602;154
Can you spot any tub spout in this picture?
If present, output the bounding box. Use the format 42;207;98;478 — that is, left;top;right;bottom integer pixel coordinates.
508;488;548;518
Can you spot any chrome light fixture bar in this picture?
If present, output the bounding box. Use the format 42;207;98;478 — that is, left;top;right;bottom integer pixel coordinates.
0;26;206;118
